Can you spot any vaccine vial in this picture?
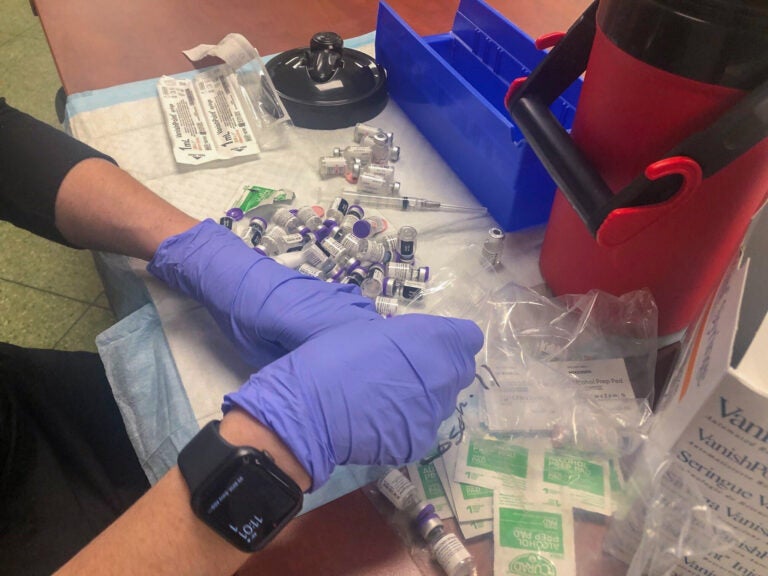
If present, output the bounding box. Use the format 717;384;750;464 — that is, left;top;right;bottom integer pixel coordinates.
397;279;426;300
386;261;414;281
361;264;385;298
255;234;286;257
302;243;335;273
374;295;399;317
344;160;362;184
368;132;401;164
397;226;417;262
297;206;324;230
340;266;367;286
356;239;390;264
325;196;349;223
318;155;349;179
363;215;388;236
363;163;396;183
225;207;244;222
377;468;422;514
248;216;268;246
428;530;476;576
354;122;393;145
319;236;349;263
271;207;303;233
219;216;233;229
378;232;399;254
340;205;365;234
297;263;325;279
357;172;400;195
340;233;368;257
382;277;399;297
282;232;307;252
335;145;373;166
481;227;505;266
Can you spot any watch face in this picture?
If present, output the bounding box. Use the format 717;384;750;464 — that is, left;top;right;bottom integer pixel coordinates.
194;451;302;551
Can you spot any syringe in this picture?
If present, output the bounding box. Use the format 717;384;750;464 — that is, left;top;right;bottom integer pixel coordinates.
317;188;488;214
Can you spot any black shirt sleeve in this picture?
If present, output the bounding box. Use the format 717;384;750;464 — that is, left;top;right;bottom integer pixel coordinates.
0;97;116;246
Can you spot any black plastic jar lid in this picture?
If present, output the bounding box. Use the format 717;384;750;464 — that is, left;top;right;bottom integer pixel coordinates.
266;32;388;130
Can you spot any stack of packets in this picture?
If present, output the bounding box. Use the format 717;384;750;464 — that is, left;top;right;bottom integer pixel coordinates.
406;358;637;576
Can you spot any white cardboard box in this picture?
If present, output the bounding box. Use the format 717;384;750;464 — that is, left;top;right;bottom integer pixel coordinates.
646;207;768;576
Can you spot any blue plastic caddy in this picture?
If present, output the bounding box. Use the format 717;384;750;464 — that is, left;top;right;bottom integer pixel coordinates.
375;0;581;231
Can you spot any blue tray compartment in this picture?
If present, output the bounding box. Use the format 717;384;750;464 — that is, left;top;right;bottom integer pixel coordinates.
375;0;581;231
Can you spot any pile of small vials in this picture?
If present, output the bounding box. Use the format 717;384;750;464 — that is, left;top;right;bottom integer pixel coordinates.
378;468;476;576
319;122;401;194
219;124;434;317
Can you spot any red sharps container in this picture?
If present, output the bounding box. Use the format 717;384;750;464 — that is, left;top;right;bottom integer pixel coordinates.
506;0;768;337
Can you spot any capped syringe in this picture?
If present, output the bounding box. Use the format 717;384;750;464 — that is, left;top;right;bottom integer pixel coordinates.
318;189;487;214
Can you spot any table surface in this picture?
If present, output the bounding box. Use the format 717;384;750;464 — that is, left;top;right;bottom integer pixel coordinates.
31;1;622;575
33;0;589;95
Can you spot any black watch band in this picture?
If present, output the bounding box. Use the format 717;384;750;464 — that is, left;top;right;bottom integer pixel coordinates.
178;420;303;552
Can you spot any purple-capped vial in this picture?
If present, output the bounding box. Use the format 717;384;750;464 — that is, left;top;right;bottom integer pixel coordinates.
325;263;346;283
415;504;444;541
382;277;399;297
265;225;287;240
340;234;367;257
361;277;383;299
297;263;325;279
360;263;385;299
340;267;366;287
329;196;350;216
248;216;268;246
356;240;389;264
352;218;372;239
340;205;365;234
271;207;302;233
319;236;349;263
327;225;345;242
219;216;234;229
282;232;306;252
398;279;426;301
302;243;335;273
397;226;417;262
379;232;399;253
255;235;286;257
309;226;331;244
386;261;413;281
374;295;399;318
342;257;361;273
226;207;244;222
414;266;430;282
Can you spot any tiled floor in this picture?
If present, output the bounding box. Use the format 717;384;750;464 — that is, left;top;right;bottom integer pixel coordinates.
0;0;115;352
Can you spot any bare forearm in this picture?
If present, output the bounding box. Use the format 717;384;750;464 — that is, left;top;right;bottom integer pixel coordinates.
55;410;310;576
54;158;199;260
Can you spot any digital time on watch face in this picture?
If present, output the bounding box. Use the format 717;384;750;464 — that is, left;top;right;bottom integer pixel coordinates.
195;454;302;551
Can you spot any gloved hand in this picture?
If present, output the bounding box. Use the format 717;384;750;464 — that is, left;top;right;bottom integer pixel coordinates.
223;314;484;490
147;219;381;366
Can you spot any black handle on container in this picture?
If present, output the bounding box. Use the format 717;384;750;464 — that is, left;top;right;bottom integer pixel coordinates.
505;1;768;237
506;2;615;235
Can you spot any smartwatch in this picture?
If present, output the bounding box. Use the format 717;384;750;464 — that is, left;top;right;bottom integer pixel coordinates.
178;420;304;552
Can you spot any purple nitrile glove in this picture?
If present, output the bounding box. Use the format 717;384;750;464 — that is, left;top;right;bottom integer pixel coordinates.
223;314;484;490
147;219;381;367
